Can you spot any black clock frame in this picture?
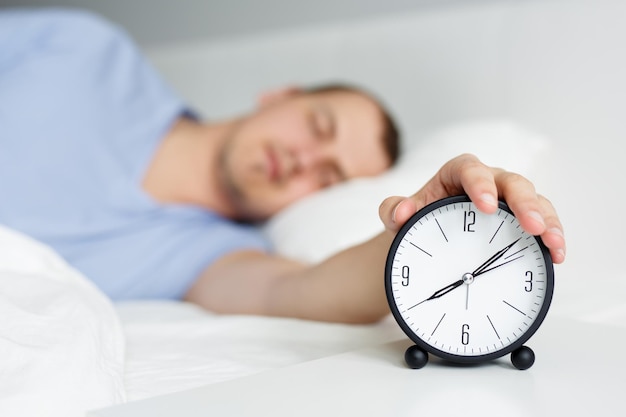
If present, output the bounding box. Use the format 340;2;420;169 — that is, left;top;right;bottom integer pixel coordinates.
384;195;555;369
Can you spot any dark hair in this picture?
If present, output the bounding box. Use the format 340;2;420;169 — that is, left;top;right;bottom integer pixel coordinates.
305;83;401;167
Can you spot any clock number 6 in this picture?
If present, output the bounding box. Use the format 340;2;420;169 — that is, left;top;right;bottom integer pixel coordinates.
463;210;476;232
461;324;470;345
402;265;410;286
525;271;533;292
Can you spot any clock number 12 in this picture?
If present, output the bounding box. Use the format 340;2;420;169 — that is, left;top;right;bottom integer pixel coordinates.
463;210;476;232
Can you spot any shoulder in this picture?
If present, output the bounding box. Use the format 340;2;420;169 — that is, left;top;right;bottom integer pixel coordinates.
2;8;122;34
51;8;129;41
0;8;133;52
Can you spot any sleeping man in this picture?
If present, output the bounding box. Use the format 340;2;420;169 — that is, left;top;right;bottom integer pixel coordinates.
0;9;566;323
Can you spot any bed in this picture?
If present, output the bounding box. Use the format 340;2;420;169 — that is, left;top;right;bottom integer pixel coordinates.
1;0;625;415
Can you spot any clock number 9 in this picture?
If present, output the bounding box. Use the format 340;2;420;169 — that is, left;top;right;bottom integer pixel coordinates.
525;271;533;292
461;324;470;345
463;210;476;232
401;265;410;286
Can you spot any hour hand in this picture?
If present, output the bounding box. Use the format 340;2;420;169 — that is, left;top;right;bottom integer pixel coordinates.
408;279;464;310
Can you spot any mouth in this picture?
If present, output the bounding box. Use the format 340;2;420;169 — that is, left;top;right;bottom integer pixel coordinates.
266;146;281;183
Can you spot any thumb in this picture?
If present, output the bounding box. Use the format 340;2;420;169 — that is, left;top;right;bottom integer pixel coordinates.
379;196;417;232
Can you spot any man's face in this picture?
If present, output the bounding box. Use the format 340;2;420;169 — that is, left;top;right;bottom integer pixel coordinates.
217;90;391;221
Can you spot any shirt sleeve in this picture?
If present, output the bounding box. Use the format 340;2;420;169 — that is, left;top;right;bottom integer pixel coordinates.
0;8;122;73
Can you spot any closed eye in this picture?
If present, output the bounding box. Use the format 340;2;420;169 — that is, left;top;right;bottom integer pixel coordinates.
310;105;335;140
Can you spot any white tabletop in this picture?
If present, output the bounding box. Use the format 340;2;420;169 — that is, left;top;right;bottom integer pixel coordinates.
89;316;626;416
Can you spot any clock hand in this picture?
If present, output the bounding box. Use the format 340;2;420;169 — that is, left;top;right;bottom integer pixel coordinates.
408;279;464;310
471;238;521;278
407;239;523;310
473;254;525;276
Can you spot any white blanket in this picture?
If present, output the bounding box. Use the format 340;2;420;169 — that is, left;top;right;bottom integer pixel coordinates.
0;224;404;414
0;226;126;417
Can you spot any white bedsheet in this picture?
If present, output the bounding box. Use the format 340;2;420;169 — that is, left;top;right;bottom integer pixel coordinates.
117;301;404;402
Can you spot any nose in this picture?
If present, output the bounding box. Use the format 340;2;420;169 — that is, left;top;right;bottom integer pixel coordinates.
295;148;318;171
293;145;330;174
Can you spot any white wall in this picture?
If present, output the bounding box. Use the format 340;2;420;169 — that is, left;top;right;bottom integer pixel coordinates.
0;0;498;47
141;0;626;321
3;0;623;319
143;0;625;142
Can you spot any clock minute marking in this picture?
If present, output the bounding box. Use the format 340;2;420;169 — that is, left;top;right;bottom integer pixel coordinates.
431;313;446;336
434;218;448;242
503;300;528;317
486;314;501;339
409;241;432;257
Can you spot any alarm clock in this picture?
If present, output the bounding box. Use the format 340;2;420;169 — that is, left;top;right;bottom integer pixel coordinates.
384;195;554;370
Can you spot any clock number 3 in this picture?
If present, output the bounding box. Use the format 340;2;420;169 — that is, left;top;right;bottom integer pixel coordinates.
525;271;533;292
463;210;476;232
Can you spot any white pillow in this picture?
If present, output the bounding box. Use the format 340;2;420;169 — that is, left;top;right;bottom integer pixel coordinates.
262;120;548;263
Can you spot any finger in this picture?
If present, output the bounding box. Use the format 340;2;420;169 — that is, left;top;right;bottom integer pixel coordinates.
380;155;498;232
379;196;417;232
416;154;499;214
450;155;499;214
494;173;566;264
493;170;545;235
536;195;566;264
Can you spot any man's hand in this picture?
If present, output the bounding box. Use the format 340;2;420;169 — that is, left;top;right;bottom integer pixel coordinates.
187;154;566;325
378;153;566;264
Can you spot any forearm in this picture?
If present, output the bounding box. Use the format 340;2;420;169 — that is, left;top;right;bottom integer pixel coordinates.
187;230;396;324
266;231;394;323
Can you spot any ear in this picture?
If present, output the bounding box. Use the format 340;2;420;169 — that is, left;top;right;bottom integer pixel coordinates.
257;86;303;108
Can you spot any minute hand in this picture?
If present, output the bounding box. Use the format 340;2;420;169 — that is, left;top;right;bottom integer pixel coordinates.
472;238;521;278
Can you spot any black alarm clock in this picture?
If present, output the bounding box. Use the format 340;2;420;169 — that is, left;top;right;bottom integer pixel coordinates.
384;195;554;370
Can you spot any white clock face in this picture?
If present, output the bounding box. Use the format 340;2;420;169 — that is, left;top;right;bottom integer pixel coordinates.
385;196;553;362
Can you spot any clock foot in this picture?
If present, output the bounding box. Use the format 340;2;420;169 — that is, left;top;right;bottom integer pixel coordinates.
405;345;429;369
510;345;535;370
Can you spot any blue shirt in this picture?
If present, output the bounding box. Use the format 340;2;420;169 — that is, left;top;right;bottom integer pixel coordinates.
0;9;270;300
